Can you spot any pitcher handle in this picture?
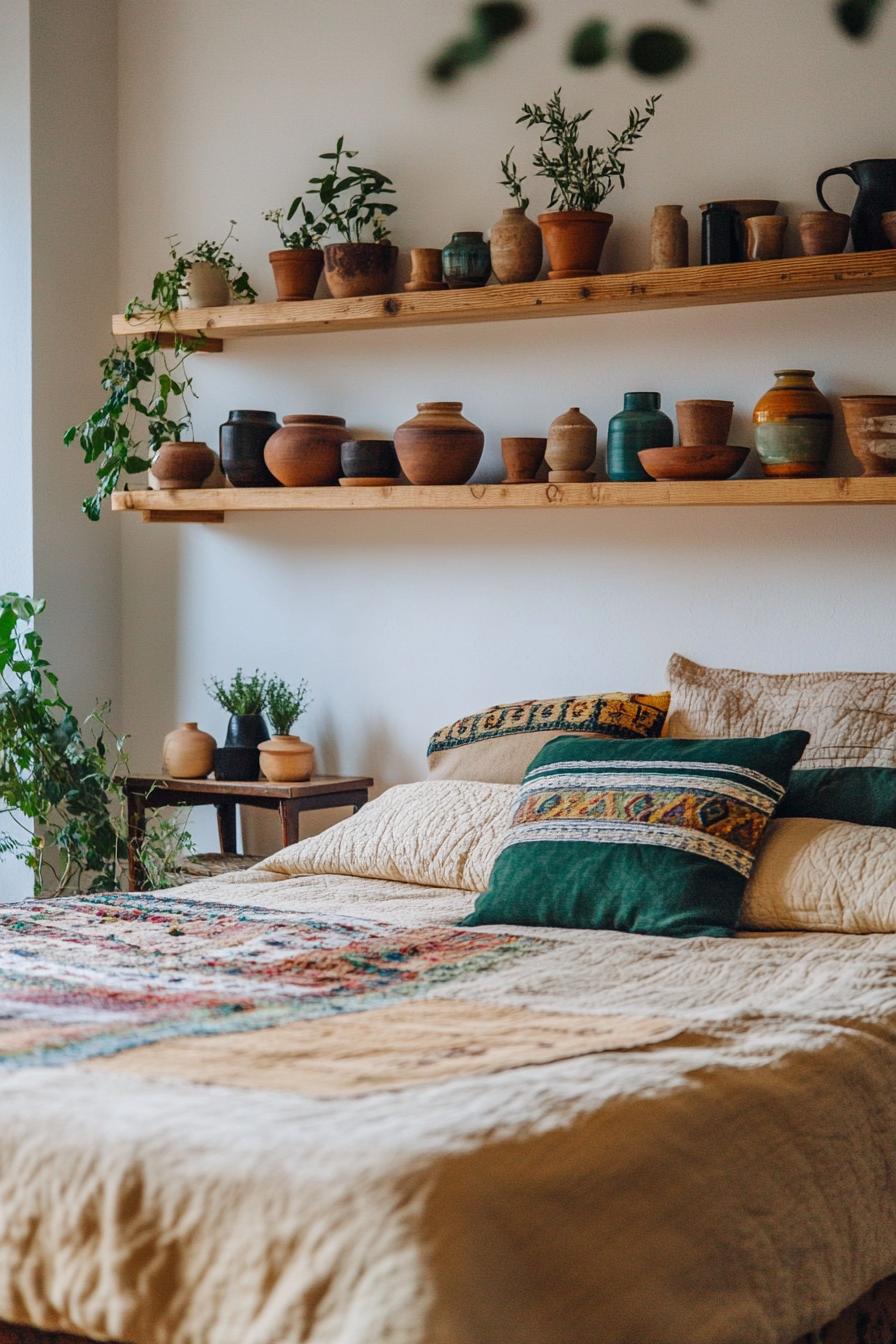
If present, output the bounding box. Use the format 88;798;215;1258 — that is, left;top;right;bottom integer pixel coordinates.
816;165;858;212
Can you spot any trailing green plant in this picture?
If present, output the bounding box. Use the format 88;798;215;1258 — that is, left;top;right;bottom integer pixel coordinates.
0;593;193;896
125;222;257;316
263;204;327;251
308;137;397;243
265;677;312;737
205;669;269;716
512;88;660;212
499;149;529;210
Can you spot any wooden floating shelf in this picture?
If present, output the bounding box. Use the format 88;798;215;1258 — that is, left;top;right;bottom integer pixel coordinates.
111;250;896;342
111;477;896;522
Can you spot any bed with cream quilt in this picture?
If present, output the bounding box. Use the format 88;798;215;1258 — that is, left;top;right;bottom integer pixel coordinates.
0;780;894;1344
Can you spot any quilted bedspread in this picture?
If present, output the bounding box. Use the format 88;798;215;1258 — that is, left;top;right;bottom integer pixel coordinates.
0;861;894;1344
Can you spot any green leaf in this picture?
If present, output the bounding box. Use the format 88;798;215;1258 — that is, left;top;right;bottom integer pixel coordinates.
569;19;612;66
626;25;691;75
472;1;528;41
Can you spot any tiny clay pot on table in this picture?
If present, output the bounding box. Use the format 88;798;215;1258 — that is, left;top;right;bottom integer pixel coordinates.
798;211;851;256
442;232;491;288
152;441;216;490
840;396;896;475
264;415;351;487
650;205;689;269
405;249;446;292
545;407;597;482
323;242;398;298
259;735;315;784
219;410;281;488
502;436;547;483
489;208;543;284
538;210;613;279
606;393;674;482
162;722;216;780
744;215;788;261
676;400;734;447
753;370;833;478
394;402;484;485
269;248;324;301
341;439;400;480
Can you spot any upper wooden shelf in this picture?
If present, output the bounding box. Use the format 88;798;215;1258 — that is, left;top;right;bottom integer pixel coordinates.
111;250;896;342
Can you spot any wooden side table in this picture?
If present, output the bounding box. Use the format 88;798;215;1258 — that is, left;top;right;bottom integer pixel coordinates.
124;774;373;892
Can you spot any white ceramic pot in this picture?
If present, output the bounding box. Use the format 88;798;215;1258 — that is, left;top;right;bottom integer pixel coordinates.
259;735;315;782
183;260;231;309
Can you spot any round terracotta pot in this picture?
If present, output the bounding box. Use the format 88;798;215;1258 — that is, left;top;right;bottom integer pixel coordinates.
269;248;323;301
489;208;543;284
840;395;896;475
676;399;734;447
545;407;597;481
162;722;216;779
501;436;547;483
152;441;216;490
259;735;315;783
264;415;351;487
538;210;613;279
183;261;231;309
753;370;833;478
394;402;484;485
405;248;445;292
798;211;850;257
323;242;397;298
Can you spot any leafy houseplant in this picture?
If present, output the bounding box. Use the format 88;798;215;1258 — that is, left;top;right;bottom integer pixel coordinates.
206;669;271;781
263;203;328;302
0;593;192;894
260;677;314;783
490;149;543;285
509;89;660;278
311;137;399;298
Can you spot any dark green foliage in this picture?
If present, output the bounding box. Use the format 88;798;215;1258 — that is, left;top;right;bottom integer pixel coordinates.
472;1;528;40
568;19;611;67
626;26;691;76
499;149;529;209
429;2;528;82
299;137;397;244
206;669;269;716
265;677;312;737
834;0;887;36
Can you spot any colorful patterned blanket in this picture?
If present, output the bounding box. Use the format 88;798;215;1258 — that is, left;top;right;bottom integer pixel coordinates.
0;891;541;1067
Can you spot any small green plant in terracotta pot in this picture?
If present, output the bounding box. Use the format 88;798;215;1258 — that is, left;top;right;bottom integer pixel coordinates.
264;200;326;302
312;137;398;298
206;669;270;781
260;677;314;783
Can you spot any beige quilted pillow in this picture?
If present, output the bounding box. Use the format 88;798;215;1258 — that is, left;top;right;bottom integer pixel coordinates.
666;654;896;768
261;780;516;892
742;817;896;932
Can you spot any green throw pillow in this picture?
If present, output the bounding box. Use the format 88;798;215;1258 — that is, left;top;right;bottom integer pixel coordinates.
778;767;896;828
463;730;810;939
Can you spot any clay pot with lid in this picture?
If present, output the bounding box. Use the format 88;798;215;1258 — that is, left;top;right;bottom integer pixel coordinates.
394;402;484;485
162;722;216;779
260;736;315;783
840;395;896;476
323;242;397;298
264;415;352;486
538;211;613;279
490;208;542;284
545;407;597;481
152;441;216;490
269;249;324;301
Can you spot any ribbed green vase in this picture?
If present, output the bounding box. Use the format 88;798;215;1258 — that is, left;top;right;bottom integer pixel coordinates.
606;392;674;482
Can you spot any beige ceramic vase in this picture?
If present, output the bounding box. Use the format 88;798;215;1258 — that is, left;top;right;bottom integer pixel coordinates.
545;407;597;481
489;207;543;284
259;735;315;782
162;722;216;779
183;261;231;309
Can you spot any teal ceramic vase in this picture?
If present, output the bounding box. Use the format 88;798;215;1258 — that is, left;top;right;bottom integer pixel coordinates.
606;392;674;481
442;231;491;289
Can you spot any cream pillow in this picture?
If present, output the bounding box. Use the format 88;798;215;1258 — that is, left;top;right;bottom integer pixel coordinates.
742;817;896;933
666;653;896;768
261;780;516;893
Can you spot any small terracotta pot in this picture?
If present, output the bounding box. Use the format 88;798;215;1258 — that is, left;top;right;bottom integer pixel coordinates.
405;248;445;292
798;210;851;256
502;436;547;483
881;211;896;248
264;415;351;487
152;441;216;490
538;211;613;279
183;261;231;309
490;208;543;284
260;735;315;783
676;400;734;447
394;402;484;485
545;407;597;481
269;248;323;301
840;395;896;475
323;242;397;298
162;722;216;779
744;214;788;261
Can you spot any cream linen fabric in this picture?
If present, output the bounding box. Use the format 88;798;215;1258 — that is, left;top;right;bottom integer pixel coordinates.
743;817;896;933
665;653;896;767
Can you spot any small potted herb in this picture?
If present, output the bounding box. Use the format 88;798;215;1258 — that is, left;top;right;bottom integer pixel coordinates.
205;669;270;780
259;677;313;783
509;89;660;278
489;150;543;284
263;200;327;302
312;137;398;297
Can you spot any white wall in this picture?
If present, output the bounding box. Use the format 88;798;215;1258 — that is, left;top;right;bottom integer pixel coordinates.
116;0;896;851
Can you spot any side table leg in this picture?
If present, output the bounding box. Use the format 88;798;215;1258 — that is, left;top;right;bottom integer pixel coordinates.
216;802;238;854
127;792;148;893
279;801;300;849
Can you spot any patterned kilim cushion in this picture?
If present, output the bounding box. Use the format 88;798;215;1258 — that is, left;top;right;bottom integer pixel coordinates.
427;692;670;784
463;730;810;938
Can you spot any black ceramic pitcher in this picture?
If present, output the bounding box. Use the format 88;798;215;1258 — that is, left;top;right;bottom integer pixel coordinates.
816;159;896;251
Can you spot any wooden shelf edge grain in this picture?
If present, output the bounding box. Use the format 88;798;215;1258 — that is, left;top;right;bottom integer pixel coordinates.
111;477;896;519
111;250;896;341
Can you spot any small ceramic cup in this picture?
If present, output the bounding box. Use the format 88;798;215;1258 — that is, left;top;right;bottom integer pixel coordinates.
676;399;734;447
798;210;850;256
744;214;788;261
405;248;446;292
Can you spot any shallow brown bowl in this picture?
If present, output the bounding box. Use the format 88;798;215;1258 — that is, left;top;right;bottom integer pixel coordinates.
700;199;778;220
637;445;750;481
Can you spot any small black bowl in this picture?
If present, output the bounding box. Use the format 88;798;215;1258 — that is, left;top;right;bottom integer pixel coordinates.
341;439;400;479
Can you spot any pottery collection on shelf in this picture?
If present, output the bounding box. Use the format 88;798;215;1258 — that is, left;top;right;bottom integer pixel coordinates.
264;414;351;486
219;410;281;487
753;369;833;478
162;722;216;779
441;233;491;288
489;208;543;284
394;402;484;484
606;393;673;482
545;407;597;482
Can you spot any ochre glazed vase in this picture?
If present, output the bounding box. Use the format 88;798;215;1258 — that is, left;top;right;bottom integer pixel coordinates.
259;736;315;783
269;248;324;301
264;415;352;487
538;210;613;279
753;370;833;478
840;395;896;475
394;402;484;485
161;722;216;779
489;208;542;284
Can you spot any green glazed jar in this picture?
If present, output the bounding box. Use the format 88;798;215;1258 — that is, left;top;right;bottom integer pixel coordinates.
441;231;491;289
606;392;674;481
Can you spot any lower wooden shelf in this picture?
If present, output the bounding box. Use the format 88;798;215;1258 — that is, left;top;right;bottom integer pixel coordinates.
110;476;896;522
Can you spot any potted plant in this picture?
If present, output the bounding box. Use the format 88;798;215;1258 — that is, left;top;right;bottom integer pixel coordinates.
511;88;660;278
205;669;270;781
263;201;327;302
312;136;398;298
145;223;258;310
490;151;543;284
259;677;314;783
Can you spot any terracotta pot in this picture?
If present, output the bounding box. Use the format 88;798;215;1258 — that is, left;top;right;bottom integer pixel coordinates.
840;395;896;475
744;214;788;261
490;208;542;284
162;722;216;779
638;445;749;481
753;370;833;478
650;205;689;269
259;735;315;783
341;439;400;479
798;210;851;256
269;248;323;301
264;415;351;487
183;260;231;309
394;402;484;485
502;436;546;483
405;248;446;292
882;211;896;248
538;211;613;280
323;242;397;298
676;400;734;447
545;407;597;481
152;441;216;490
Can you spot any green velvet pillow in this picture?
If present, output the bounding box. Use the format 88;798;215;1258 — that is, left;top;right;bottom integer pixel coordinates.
463;730;810;939
778;767;896;827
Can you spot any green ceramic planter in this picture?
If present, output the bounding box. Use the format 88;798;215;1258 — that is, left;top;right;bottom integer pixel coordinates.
606;392;674;482
442;231;491;289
